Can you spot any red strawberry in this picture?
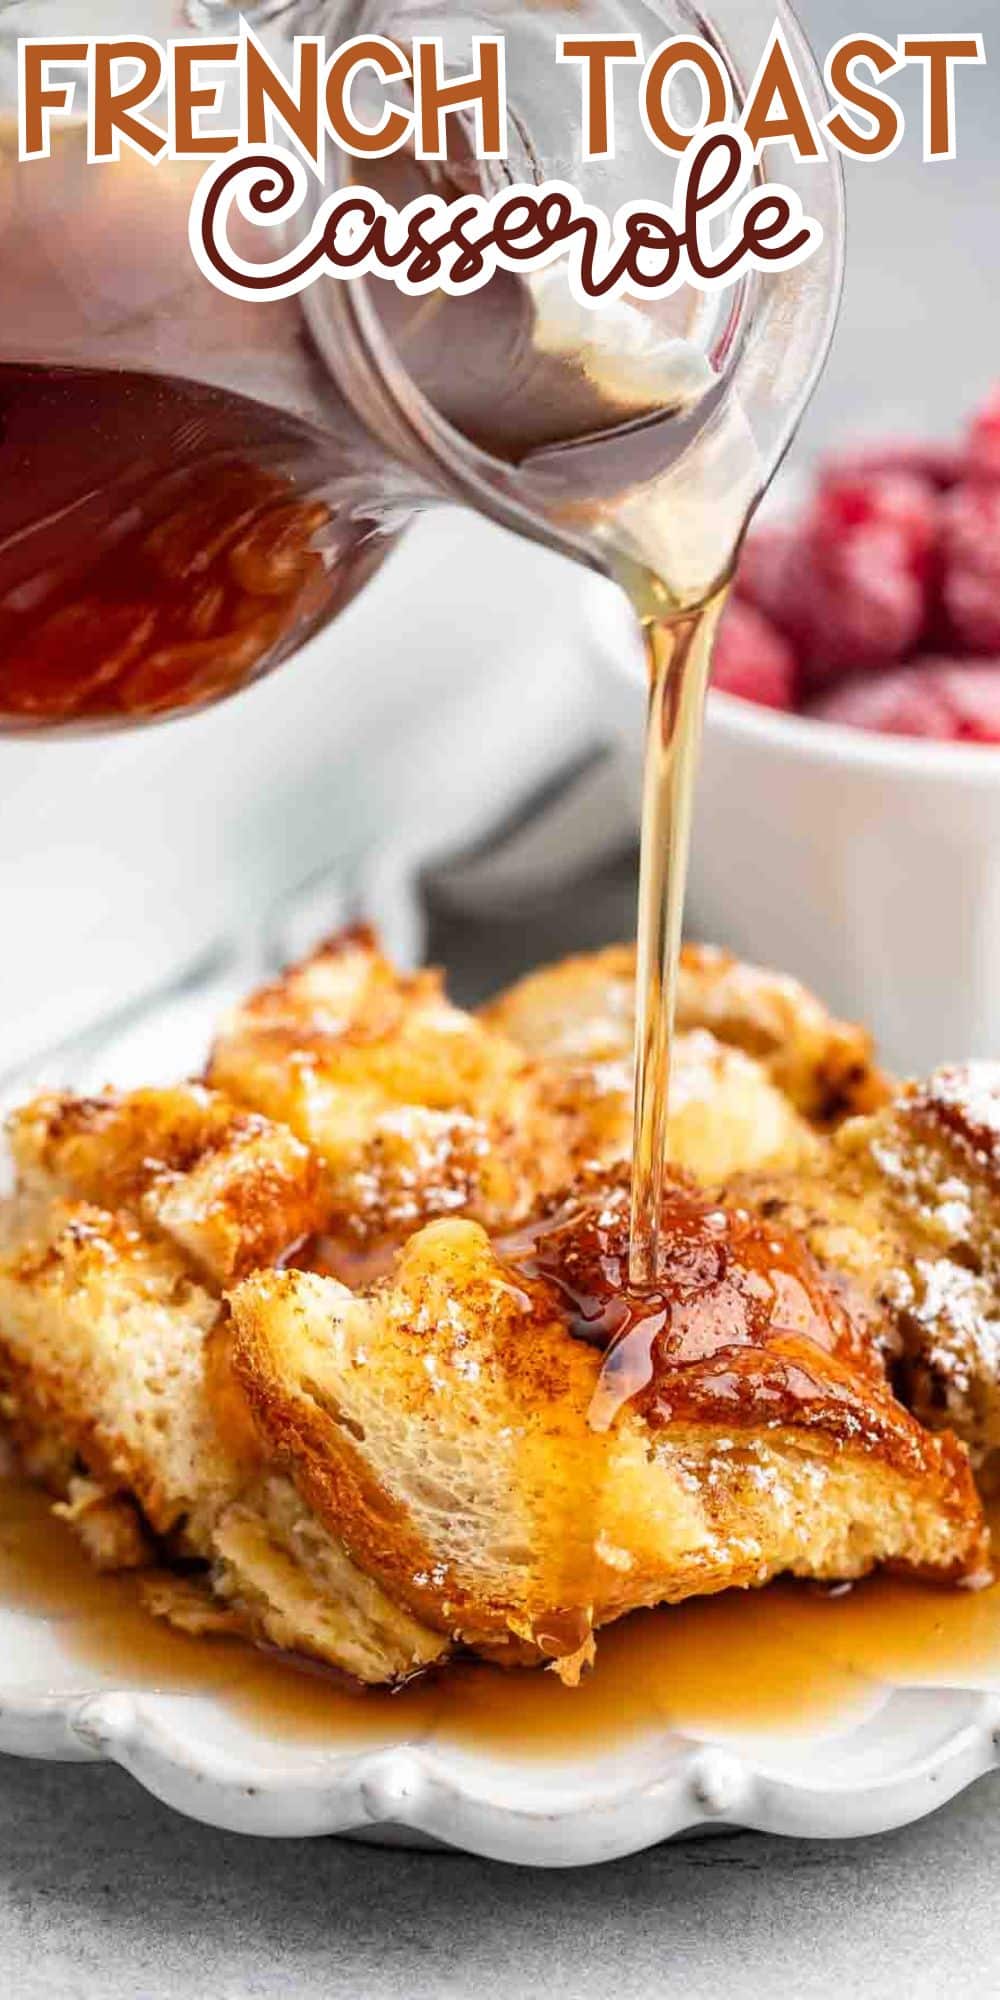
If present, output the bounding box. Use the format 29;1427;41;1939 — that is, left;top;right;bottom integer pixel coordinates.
813;469;938;580
819;442;962;493
809;659;1000;743
808;666;951;737
798;525;927;692
712;600;797;710
938;663;1000;741
965;386;1000;483
733;524;805;634
941;483;1000;655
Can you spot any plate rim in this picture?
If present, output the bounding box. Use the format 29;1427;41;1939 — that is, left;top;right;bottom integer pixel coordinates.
2;1679;999;1864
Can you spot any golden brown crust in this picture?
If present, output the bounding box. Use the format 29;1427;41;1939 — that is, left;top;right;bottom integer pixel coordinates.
501;1177;982;1551
484;940;889;1141
9;1084;325;1286
231;1277;462;1641
905;1065;1000;1173
0;1198;227;1535
229;1176;988;1669
205;929;884;1252
0;1089;450;1683
675;943;891;1122
738;1065;1000;1465
496;1171;940;1469
207;926;581;1241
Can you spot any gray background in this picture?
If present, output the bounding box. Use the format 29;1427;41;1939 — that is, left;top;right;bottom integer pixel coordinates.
799;0;998;455
3;4;1000;1994
3;1755;1000;2000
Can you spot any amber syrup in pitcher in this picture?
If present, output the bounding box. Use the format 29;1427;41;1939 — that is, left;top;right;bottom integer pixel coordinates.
0;123;409;730
0;363;397;726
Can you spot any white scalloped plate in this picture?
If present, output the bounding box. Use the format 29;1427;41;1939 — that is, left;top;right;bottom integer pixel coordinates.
3;997;1000;1864
2;1622;1000;1862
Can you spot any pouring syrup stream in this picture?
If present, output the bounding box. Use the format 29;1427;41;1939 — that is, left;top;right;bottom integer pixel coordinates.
627;584;730;1288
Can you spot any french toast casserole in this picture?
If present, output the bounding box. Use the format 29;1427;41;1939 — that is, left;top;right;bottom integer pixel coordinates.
1;928;998;1688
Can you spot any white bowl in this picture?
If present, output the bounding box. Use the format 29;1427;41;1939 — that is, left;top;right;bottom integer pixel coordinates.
591;578;1000;1077
692;695;1000;1076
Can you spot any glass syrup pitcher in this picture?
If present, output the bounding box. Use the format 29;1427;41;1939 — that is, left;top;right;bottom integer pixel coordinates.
0;0;843;1279
0;0;841;734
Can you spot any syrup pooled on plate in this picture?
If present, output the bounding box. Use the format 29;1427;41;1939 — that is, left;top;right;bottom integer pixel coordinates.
5;1472;1000;1755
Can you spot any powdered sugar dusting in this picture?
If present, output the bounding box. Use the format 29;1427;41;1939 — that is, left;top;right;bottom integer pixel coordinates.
915;1064;1000;1171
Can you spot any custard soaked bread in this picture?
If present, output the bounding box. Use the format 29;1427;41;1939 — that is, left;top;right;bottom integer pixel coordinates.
483;940;889;1174
0;1084;447;1681
9;1085;323;1288
483;954;1000;1470
734;1066;1000;1468
207;926;578;1242
229;1169;987;1678
208;933;884;1232
0;941;994;1690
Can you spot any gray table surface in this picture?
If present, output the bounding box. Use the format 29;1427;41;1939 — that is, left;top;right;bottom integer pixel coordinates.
1;1754;998;2000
